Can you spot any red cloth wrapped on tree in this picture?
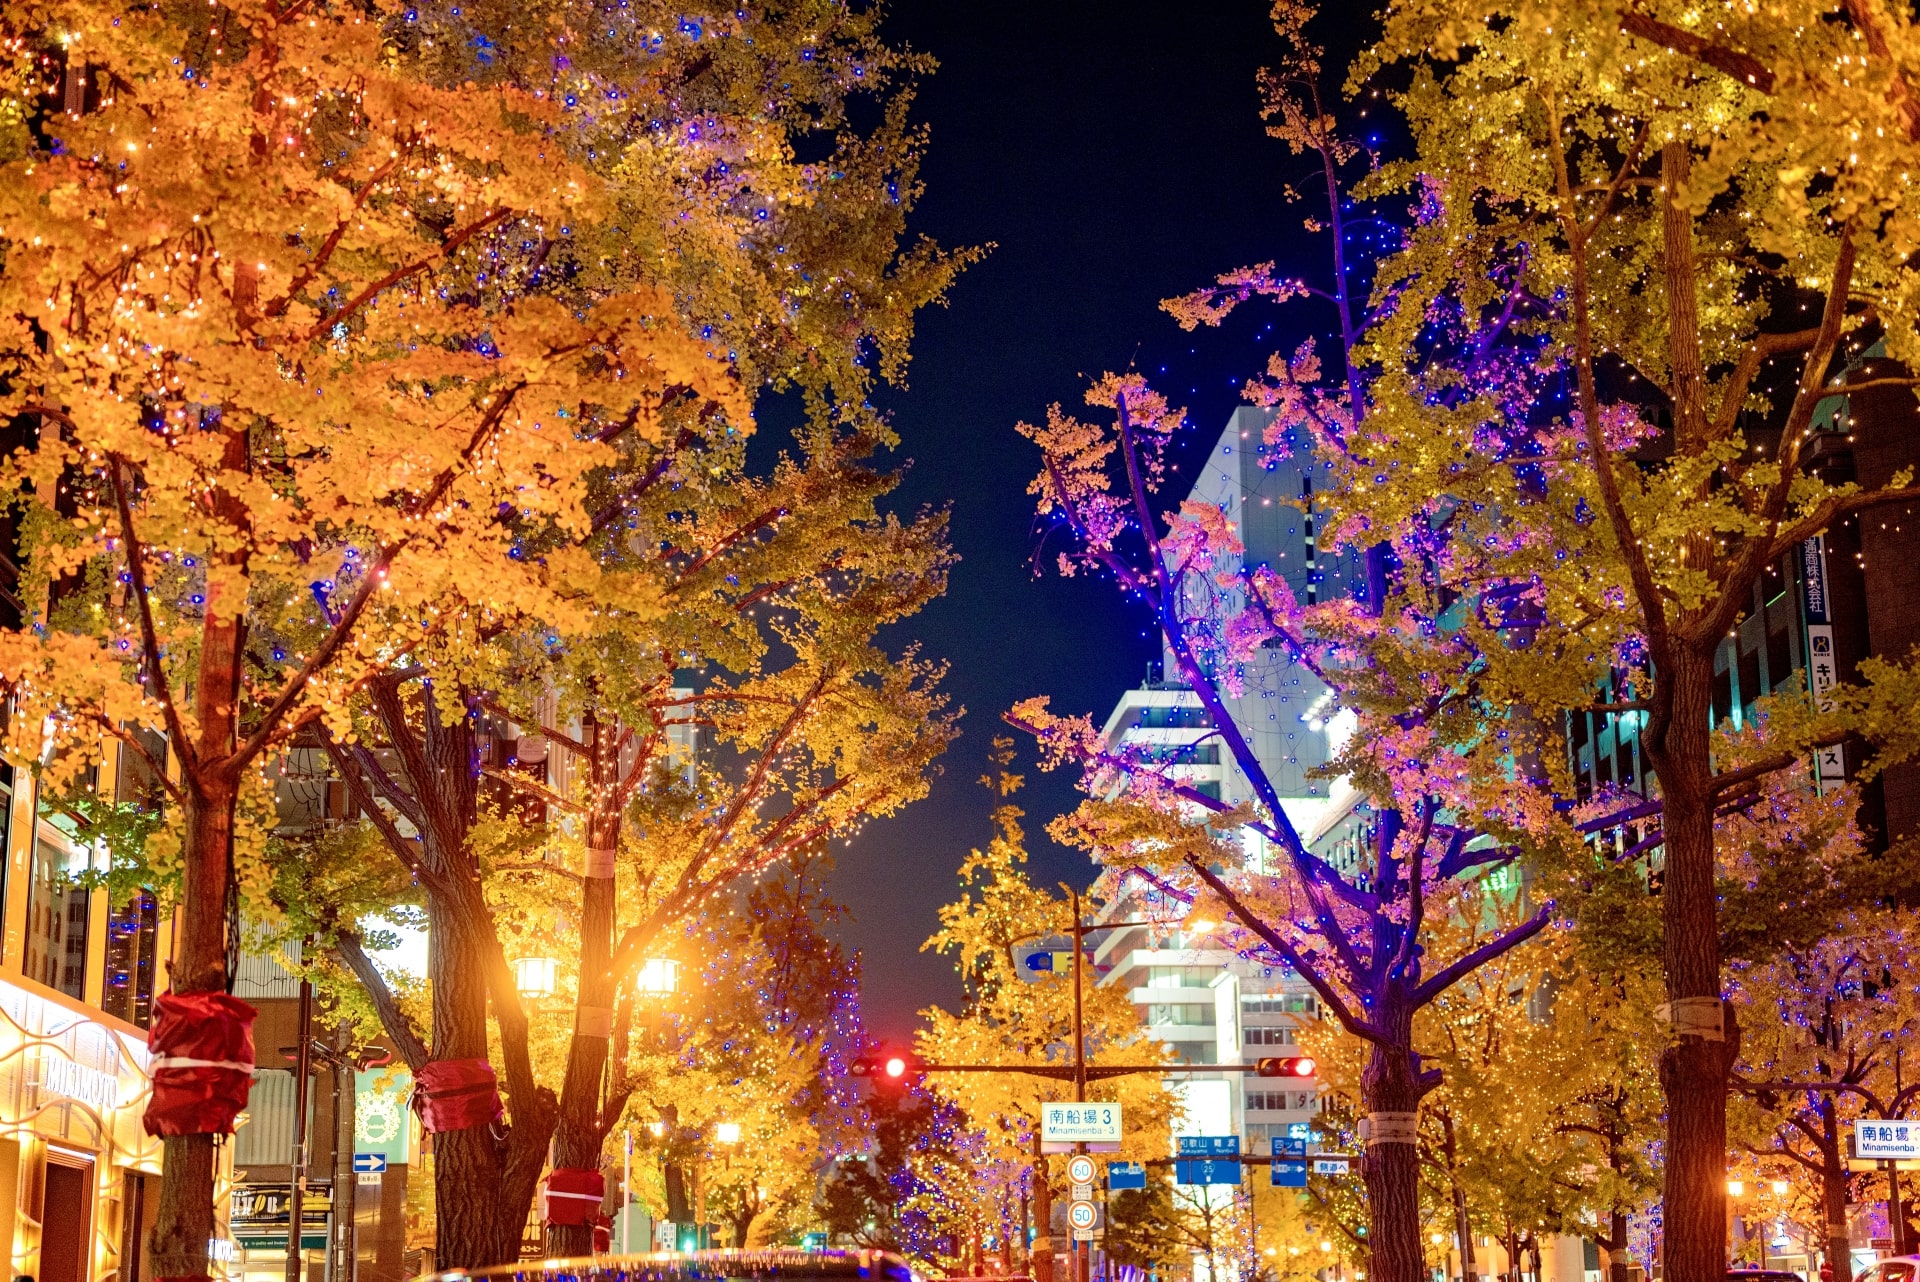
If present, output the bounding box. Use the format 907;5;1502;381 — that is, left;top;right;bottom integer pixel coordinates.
414;1058;502;1132
143;990;258;1138
542;1167;606;1227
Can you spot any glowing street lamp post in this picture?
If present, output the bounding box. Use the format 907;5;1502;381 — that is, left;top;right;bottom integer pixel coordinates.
622;959;680;1253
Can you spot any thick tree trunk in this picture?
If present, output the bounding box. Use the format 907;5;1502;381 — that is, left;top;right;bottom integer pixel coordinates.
430;905;510;1267
149;585;244;1281
547;713;621;1257
1361;1002;1425;1282
1647;646;1737;1282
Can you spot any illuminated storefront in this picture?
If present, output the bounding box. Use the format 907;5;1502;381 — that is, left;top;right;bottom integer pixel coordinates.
0;973;165;1282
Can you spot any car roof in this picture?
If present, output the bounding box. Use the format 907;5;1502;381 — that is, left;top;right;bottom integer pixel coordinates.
430;1250;918;1282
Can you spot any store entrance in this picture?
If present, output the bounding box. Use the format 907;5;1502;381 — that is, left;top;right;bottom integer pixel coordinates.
42;1156;93;1282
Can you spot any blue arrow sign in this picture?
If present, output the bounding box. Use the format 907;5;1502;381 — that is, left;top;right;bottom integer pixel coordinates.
352;1153;388;1174
1107;1161;1147;1190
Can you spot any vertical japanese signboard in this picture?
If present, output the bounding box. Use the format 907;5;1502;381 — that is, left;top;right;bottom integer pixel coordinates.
1801;536;1845;789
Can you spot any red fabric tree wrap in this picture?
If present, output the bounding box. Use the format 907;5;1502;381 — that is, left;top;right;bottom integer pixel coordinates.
414;1059;502;1132
143;990;258;1138
542;1167;606;1227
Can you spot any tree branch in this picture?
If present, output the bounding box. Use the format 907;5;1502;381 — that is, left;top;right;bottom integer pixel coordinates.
334;929;429;1070
1619;11;1776;91
105;456;196;776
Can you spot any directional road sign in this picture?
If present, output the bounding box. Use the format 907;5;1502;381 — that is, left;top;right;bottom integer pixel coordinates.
1175;1136;1241;1186
352;1153;388;1174
1107;1161;1147;1190
1312;1158;1351;1175
1271;1137;1307;1188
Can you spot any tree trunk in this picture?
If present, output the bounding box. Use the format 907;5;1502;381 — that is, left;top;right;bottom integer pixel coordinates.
547;712;621;1258
1821;1104;1853;1282
1605;1209;1632;1282
1360;1003;1425;1282
149;574;245;1281
1440;1111;1476;1282
1032;1137;1053;1282
431;905;510;1267
1647;646;1737;1282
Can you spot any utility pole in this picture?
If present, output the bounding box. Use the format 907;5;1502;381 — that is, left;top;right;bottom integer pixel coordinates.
329;1031;357;1282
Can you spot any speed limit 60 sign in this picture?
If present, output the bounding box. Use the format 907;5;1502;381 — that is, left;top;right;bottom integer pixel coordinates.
1066;1155;1096;1184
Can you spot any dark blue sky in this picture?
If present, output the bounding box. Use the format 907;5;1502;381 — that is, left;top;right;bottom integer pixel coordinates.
835;1;1372;1038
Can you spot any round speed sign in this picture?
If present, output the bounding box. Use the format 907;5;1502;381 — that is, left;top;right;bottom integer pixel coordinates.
1066;1155;1096;1185
1067;1201;1098;1231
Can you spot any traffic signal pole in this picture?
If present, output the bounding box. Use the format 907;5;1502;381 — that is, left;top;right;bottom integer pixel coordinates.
1071;890;1089;1282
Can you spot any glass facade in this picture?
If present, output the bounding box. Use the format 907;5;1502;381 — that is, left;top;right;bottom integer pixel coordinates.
100;892;159;1028
25;836;89;1000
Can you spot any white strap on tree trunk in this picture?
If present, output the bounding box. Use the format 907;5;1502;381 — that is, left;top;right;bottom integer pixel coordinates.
1364;1111;1420;1145
151;1056;257;1074
1654;996;1726;1041
585;844;616;880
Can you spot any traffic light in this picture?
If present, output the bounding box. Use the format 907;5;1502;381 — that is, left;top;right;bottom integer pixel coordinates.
1256;1055;1317;1078
850;1051;921;1086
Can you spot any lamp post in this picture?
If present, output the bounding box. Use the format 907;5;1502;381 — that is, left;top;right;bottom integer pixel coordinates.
626;958;679;1252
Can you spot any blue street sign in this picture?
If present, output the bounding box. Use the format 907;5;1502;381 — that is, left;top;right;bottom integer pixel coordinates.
1107;1161;1147;1190
352;1153;388;1174
1286;1122;1315;1141
1179;1136;1241;1156
1271;1136;1308;1186
1175;1136;1241;1186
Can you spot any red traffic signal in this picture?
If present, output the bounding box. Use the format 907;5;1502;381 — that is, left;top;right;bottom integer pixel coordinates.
850;1052;921;1085
1256;1055;1316;1078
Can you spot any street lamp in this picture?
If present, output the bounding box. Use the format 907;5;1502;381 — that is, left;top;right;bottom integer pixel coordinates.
514;956;558;1000
1771;1180;1789;1196
1728;1180;1745;1197
636;957;680;996
715;1121;741;1146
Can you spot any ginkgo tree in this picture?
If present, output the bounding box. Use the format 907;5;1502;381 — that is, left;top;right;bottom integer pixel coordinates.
0;0;759;1272
916;749;1181;1277
1011;6;1920;1282
1304;5;1920;1281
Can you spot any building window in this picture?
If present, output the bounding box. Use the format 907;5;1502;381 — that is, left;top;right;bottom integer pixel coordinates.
1175;1043;1218;1066
1244;1026;1297;1046
1147;967;1215;989
1242;994;1317;1016
26;837;88;999
1148;1004;1217;1026
101;892;159;1028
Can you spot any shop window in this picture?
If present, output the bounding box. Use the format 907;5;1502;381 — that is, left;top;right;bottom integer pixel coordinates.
102;891;159;1027
26;837;89;1000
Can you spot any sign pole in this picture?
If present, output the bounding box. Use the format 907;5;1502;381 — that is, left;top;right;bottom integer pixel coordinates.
287;966;314;1282
1071;888;1090;1282
1891;1162;1907;1258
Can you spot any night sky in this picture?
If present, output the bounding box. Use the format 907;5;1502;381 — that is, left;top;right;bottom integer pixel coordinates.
832;1;1374;1038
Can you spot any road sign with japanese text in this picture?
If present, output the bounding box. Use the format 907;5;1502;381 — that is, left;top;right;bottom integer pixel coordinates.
1856;1120;1920;1161
1041;1102;1122;1151
1175;1136;1241;1185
